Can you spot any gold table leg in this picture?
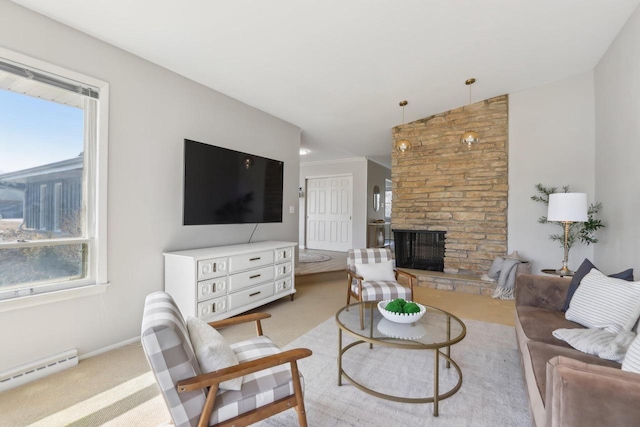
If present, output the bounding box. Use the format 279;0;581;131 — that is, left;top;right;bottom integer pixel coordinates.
446;316;451;369
338;328;342;386
369;302;374;349
433;349;439;416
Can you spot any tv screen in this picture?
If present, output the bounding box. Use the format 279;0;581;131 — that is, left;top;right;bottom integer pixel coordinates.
183;140;284;225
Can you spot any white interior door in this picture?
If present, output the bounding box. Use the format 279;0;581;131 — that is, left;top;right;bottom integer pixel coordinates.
306;175;353;251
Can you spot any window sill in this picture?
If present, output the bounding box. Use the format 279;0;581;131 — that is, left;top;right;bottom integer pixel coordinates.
0;283;110;313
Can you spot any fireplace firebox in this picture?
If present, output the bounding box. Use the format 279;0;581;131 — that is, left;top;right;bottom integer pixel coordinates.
393;229;446;272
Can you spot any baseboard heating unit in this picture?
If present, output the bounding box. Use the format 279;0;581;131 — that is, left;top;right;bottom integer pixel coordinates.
0;349;78;392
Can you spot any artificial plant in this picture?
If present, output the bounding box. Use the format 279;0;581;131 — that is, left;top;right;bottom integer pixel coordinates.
531;183;604;250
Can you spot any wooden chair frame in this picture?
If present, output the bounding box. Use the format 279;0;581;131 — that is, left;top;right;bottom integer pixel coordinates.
176;313;312;427
346;268;417;329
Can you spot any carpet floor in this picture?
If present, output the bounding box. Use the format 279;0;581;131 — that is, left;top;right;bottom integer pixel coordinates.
255;316;530;426
0;276;517;426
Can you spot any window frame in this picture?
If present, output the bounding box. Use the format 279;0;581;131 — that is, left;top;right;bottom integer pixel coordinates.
0;47;109;309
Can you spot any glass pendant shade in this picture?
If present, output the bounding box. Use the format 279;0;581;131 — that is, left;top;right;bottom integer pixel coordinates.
460;78;480;148
460;130;479;147
395;100;412;154
395;138;412;153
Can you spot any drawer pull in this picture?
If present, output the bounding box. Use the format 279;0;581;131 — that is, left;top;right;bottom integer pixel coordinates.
250;274;261;279
250;257;261;261
249;291;261;297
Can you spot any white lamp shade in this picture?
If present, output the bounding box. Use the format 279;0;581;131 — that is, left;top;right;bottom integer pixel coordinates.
547;193;588;222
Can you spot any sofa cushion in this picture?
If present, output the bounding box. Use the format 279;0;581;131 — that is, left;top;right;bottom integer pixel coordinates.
209;335;300;425
566;269;640;334
516;305;583;349
351;281;411;301
527;341;621;404
562;258;634;312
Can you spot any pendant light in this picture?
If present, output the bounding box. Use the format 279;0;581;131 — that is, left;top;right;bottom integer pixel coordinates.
395;100;412;153
460;78;480;148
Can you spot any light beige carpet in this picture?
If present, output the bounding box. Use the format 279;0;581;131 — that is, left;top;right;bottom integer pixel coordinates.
256;316;530;426
0;273;515;426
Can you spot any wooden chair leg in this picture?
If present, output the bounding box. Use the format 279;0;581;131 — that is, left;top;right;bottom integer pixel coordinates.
197;383;219;427
290;360;308;427
346;278;352;306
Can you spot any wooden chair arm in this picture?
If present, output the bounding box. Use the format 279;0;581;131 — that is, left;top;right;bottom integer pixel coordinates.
395;269;416;280
346;268;364;281
395;268;416;292
177;348;313;392
207;313;271;336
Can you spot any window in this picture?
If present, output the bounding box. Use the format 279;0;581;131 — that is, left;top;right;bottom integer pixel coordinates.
54;182;62;232
0;50;108;302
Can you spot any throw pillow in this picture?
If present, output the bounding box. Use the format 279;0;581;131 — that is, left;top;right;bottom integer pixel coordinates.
622;334;640;373
186;317;243;391
354;260;396;282
565;269;640;334
562;258;634;312
552;328;636;363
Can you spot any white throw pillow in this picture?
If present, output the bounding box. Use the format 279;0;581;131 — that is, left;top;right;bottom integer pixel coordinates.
186;317;243;391
552;328;636;363
566;269;640;334
355;260;396;282
622;334;640;373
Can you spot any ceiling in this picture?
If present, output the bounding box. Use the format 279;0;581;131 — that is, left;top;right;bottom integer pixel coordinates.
12;0;640;167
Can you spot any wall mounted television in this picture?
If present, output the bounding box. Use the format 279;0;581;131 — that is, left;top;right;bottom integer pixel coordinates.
183;139;284;225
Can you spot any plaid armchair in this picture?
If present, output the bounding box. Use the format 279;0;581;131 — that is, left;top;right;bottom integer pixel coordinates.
346;248;416;328
141;291;311;427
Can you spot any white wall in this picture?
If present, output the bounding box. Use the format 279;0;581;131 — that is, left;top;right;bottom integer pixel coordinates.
508;71;596;273
0;1;300;371
594;5;640;273
299;158;367;248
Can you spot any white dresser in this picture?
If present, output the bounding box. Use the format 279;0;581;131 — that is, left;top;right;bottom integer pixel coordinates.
164;241;296;321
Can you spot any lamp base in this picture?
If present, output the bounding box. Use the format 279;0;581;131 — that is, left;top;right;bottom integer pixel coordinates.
555;266;575;276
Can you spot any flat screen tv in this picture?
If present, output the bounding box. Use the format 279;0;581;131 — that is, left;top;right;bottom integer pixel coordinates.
183;139;284;225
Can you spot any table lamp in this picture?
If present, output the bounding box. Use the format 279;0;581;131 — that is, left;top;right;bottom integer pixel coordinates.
547;193;588;275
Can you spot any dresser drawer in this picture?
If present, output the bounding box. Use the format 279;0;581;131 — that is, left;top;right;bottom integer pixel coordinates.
197;257;228;280
197;296;227;319
228;250;274;272
274;262;292;279
275;247;294;264
228;266;274;292
228;283;274;310
275;277;293;294
197;278;227;302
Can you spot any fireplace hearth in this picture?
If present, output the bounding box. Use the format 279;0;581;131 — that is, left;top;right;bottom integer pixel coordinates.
393;229;446;272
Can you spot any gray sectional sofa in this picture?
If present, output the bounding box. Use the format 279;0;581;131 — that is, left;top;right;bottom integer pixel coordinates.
514;274;640;427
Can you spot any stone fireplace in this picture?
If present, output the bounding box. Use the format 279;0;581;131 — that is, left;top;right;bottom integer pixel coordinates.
391;95;508;280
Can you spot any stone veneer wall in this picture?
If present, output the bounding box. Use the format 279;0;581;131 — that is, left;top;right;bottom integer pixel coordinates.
391;95;508;277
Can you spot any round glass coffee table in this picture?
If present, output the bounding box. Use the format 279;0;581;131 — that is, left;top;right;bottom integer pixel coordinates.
335;301;466;416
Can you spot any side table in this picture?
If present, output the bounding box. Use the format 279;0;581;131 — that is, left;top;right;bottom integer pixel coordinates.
541;269;574;277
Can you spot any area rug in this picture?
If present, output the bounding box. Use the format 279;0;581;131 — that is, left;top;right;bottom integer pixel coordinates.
256;317;530;426
299;253;332;263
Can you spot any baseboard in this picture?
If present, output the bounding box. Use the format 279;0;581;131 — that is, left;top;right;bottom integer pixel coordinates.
79;336;141;361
